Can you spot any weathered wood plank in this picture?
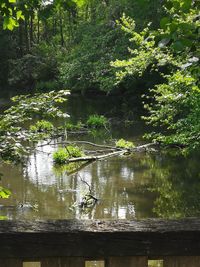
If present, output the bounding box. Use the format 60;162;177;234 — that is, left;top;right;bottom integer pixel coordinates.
85;261;105;267
23;263;41;267
0;219;200;258
164;256;200;267
0;259;22;267
41;258;84;267
107;256;147;267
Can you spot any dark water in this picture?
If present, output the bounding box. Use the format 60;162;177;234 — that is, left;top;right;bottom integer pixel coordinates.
0;94;200;220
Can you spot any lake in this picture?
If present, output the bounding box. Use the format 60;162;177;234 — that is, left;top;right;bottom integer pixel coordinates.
0;93;200;220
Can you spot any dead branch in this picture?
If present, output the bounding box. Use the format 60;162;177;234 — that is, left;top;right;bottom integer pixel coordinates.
66;150;126;163
131;142;157;152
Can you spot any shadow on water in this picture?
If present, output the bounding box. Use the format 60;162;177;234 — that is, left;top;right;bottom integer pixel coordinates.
0;94;200;220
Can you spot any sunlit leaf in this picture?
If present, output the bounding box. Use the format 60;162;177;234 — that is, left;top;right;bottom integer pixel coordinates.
0;187;11;199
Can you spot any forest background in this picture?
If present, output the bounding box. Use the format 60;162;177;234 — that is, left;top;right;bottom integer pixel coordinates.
0;0;199;152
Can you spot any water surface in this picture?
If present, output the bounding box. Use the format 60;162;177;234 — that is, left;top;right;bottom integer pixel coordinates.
0;94;199;220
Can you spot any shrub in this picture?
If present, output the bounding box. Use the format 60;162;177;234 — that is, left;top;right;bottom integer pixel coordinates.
30;120;54;132
35;80;61;92
115;138;135;149
86;115;108;128
53;145;84;164
65;121;84;131
53;148;68;164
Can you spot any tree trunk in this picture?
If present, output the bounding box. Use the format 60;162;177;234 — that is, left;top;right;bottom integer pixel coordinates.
30;9;34;46
37;10;40;44
18;21;24;57
59;8;64;46
24;17;29;52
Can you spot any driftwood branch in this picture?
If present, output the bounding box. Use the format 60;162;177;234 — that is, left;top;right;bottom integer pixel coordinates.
66;150;126;163
131;142;157;152
38;140;121;150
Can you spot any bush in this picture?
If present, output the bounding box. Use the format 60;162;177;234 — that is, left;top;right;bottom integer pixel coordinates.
53;148;68;164
53;145;84;164
86;115;108;128
30;120;54;132
35;80;61;92
115;138;135;149
65;121;84;131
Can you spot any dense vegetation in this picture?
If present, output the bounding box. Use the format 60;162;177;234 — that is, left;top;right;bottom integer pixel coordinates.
112;0;200;152
0;0;163;93
0;0;199;152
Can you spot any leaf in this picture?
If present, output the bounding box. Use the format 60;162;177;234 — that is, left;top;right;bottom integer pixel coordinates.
172;0;180;9
181;0;192;11
0;216;8;220
180;38;193;48
3;17;18;30
16;10;24;20
160;17;170;30
172;41;185;51
169;22;178;33
0;187;11;199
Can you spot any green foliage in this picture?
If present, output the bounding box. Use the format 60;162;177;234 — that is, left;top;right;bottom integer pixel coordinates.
53;148;69;164
30;120;54;132
112;0;200;152
57;0;163;93
8;43;61;90
53;145;84;164
35;80;61;92
1;0;163;92
65;121;84;131
86;115;108;128
0;172;11;199
0;0;25;30
0;90;70;162
58;23;127;93
115;138;135;149
0;186;11;199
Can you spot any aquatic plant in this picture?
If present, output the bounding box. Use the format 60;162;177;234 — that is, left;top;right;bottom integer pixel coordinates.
86;115;108;128
115;138;135;149
53;145;84;164
65;121;84;131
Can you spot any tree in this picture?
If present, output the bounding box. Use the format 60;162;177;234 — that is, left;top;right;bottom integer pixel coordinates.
112;0;200;152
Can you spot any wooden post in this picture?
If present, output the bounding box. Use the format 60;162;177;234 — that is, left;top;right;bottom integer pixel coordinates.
41;257;85;267
164;256;200;267
107;256;147;267
0;259;22;267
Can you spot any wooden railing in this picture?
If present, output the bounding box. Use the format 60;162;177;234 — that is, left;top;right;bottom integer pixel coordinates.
0;218;200;267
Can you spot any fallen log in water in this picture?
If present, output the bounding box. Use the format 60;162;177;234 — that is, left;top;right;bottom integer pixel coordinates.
67;150;126;163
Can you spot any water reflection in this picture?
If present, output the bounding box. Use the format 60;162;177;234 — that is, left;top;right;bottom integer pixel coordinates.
0;144;154;220
0;94;200;220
